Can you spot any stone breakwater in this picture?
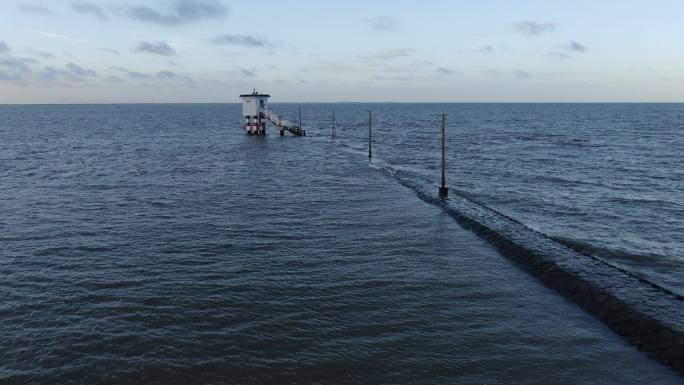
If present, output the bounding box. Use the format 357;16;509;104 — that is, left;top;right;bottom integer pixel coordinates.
399;176;684;374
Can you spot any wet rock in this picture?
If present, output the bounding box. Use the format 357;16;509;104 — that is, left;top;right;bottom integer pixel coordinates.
416;190;684;376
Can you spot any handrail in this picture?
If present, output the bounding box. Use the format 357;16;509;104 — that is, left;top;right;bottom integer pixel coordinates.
259;107;305;136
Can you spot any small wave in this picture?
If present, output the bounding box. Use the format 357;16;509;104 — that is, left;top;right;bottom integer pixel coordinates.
84;279;144;290
550;236;677;267
33;244;114;255
139;198;175;207
333;133;684;300
608;196;676;206
34;246;71;256
530;174;600;187
77;243;114;252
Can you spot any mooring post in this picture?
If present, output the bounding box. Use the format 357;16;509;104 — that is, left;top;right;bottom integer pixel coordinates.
332;110;336;139
439;113;449;198
368;111;372;159
298;105;302;130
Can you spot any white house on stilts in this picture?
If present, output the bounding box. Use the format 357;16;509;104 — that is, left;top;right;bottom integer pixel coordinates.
239;90;305;136
240;90;269;135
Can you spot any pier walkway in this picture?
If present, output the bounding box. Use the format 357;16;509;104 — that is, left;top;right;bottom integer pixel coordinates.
399;175;684;374
259;107;305;136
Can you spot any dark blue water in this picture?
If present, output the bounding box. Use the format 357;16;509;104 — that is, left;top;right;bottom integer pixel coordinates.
320;103;684;293
1;104;682;384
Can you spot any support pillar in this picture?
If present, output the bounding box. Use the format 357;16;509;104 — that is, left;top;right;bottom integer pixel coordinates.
439;113;449;198
368;111;372;159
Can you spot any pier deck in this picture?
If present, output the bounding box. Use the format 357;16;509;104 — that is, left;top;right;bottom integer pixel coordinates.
259;107;305;136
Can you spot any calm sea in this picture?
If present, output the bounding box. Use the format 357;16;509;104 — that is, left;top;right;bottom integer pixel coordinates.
1;103;682;384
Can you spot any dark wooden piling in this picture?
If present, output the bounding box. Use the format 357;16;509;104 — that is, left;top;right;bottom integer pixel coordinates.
368;111;372;159
439;113;449;197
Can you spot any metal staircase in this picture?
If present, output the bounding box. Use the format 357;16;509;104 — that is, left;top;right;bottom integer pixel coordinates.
259;107;306;136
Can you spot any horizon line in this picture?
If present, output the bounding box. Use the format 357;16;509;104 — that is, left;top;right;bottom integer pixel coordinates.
2;101;684;106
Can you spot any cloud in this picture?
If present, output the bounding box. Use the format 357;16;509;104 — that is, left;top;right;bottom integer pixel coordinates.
0;46;38;82
436;68;458;75
28;50;55;59
122;0;228;25
241;68;257;77
134;41;177;56
548;41;588;60
372;48;415;61
0;71;22;82
373;75;413;81
564;40;588;53
107;76;125;83
126;71;151;79
65;63;96;77
71;2;108;21
112;66;151;79
661;76;684;82
345;49;417;74
1;57;37;73
477;45;495;53
304;47;427;77
101;48;120;55
309;50;425;77
514;70;531;79
211;34;272;47
547;52;572;60
157;70;178;79
309;61;356;72
41;62;98;82
18;4;56;16
157;70;193;82
111;66;192;83
40;31;87;43
513;21;556;37
364;16;397;31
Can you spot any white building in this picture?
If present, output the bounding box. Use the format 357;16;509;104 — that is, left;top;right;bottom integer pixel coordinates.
239;90;270;134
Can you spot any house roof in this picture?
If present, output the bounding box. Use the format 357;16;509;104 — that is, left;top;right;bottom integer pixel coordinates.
240;92;270;98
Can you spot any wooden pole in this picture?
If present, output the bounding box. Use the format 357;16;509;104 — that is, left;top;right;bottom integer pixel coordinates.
368;111;372;159
439;113;449;197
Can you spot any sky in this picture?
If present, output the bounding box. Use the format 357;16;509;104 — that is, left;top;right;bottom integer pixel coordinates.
1;0;684;103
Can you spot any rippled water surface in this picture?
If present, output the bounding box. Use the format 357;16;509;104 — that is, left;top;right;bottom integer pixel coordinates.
1;104;682;384
323;103;684;293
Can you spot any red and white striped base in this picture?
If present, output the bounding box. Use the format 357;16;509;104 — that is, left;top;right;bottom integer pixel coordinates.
244;115;266;134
